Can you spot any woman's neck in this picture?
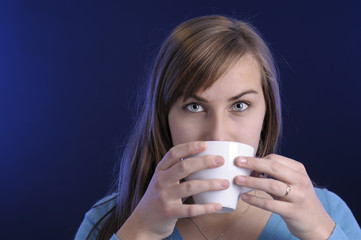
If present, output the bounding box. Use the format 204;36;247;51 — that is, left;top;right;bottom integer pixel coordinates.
177;190;273;239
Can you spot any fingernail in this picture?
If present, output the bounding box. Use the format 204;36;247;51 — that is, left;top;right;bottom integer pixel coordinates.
241;194;249;200
221;180;229;188
237;157;247;165
237;176;246;183
215;156;224;166
197;142;206;150
215;204;222;211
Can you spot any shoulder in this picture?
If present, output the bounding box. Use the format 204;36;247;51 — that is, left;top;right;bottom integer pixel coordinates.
90;193;119;218
75;193;119;240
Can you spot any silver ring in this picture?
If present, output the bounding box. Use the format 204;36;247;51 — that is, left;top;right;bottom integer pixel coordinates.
180;158;184;161
285;185;291;197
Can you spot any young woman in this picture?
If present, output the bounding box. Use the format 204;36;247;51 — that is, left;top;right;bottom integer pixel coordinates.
75;15;361;239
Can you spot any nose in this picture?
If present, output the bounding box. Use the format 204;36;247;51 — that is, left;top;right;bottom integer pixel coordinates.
205;112;232;141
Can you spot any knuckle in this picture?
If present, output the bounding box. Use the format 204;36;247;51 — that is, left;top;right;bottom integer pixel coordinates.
168;147;178;159
269;162;280;174
187;205;198;217
263;199;274;211
205;156;215;168
269;181;280;193
298;176;307;186
183;181;194;194
266;153;277;160
157;189;168;203
305;178;313;188
296;190;306;202
178;160;189;173
163;205;173;218
297;162;306;171
301;177;312;189
296;172;310;187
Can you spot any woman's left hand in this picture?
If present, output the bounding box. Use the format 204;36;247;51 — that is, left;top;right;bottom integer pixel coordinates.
235;154;335;240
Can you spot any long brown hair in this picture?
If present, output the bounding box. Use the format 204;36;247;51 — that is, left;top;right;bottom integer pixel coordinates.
93;15;281;239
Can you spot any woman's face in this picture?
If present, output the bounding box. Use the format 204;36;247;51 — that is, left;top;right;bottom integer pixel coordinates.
168;54;266;152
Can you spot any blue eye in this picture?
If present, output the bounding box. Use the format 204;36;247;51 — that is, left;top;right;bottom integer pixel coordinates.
186;103;205;113
232;102;249;112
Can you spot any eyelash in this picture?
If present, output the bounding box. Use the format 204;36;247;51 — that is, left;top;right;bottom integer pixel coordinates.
184;101;250;113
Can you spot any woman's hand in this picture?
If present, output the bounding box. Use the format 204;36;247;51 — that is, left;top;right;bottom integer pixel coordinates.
235;154;335;240
116;141;229;240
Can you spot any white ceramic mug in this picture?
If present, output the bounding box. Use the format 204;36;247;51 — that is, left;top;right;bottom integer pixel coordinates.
186;141;254;213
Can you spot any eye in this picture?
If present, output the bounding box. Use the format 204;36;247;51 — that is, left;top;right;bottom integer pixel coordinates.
185;103;205;113
231;102;249;112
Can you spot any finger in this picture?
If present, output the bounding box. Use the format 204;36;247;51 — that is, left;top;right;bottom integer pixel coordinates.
264;154;306;173
172;203;223;218
235;176;291;200
170;179;229;199
157;141;207;170
235;157;297;184
165;155;224;182
241;193;293;218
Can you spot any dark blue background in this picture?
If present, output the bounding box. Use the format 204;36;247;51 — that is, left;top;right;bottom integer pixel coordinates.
1;1;360;239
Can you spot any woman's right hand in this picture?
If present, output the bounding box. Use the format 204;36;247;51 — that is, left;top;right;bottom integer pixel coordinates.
116;141;229;240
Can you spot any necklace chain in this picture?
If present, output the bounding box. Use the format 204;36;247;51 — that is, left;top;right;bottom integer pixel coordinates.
188;191;255;240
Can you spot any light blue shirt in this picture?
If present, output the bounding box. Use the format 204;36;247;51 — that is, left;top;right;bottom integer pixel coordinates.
75;188;361;239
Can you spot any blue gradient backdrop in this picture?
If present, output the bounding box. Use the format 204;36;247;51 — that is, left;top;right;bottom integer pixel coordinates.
1;1;360;239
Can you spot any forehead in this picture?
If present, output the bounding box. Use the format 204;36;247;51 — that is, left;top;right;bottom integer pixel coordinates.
195;54;262;99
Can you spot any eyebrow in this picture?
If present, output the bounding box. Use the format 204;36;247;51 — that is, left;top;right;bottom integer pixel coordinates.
189;90;258;103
